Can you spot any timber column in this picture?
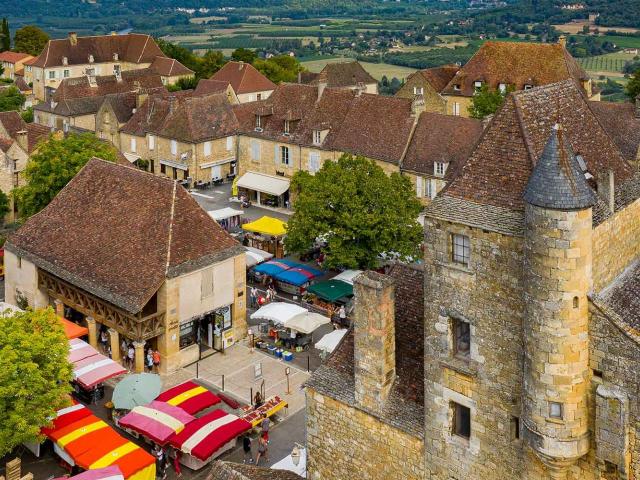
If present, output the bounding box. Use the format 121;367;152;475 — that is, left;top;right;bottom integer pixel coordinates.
522;125;596;479
85;316;97;348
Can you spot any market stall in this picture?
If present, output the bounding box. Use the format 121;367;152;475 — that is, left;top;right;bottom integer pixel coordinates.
69;339;127;403
117;400;195;445
332;270;363;285
42;402;155;480
315;329;348;355
250;302;308;326
207;208;244;232
306;279;353;304
273;265;323;295
279;311;330;350
155;381;222;416
245;246;274;268
167;409;252;470
54;466;124;480
242;216;287;258
241;395;288;427
251;259;298;283
61;317;90;340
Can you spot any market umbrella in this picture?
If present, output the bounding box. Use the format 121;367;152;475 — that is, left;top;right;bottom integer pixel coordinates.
250;302;308;325
307;279;353;303
286;311;331;334
112;373;162;410
315;329;348;354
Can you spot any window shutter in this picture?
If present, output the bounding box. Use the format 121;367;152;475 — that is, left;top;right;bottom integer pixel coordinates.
416;176;423;197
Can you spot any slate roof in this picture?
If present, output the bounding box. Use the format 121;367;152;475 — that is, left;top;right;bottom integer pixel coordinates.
402;112;482;177
194;79;233;96
303;61;377;88
121;91;239;143
6;158;241;313
410;65;460;93
441;41;590;97
101;92;138;123
523;124;597;209
0;111;50;153
440;80;632;212
596;257;640;333
326;94;415;164
0;51;33;63
208;461;302;480
149;56;194;77
305;263;425;438
30;33;165;68
589;100;640;163
211;61;276;94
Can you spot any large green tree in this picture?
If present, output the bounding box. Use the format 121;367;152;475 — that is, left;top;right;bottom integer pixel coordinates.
0;18;10;52
285;154;423;269
231;48;258;64
14;133;118;218
0;190;10;222
0;308;73;456
626;69;640;101
254;55;304;83
196;50;226;79
468;84;508;120
0;86;25;112
14;25;49;56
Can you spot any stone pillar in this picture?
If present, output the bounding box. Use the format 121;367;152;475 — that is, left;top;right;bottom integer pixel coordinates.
85;316;97;348
109;328;120;363
133;341;145;373
54;299;64;317
353;271;395;414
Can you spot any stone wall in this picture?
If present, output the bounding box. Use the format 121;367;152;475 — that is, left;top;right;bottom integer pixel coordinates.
443;95;473;118
306;388;425;480
396;77;447;114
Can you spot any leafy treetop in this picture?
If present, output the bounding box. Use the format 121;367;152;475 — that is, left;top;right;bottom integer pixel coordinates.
14;133;118;218
254;55;304;83
626;68;640;101
14;25;49;56
232;48;258;64
468;84;510;120
0;307;73;456
0;86;25;112
0;18;10;52
285;154;423;269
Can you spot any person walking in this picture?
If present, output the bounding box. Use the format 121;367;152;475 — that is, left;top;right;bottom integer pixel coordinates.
242;435;253;463
121;338;128;367
260;413;270;443
254;391;263;409
152;444;164;480
146;350;154;372
99;329;109;354
127;344;135;371
338;305;346;327
255;435;268;465
153;349;161;373
170;447;182;477
250;286;258;308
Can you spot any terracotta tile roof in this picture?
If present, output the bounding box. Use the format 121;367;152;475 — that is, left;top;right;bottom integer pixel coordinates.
441;41;590;97
6;158;241;313
402;112;482;177
208;461;303;480
233;83;319;143
211;61;276;95
305;263;425;438
121;91;239;143
442;80;632;211
22;57;38;66
326;94;415;164
30;33;165;69
149;56;194;77
0;138;13;153
589;101;640;163
304;61;377;88
298;71;320;84
101;92;138;123
25;123;50;153
0;111;48;153
194;79;232;96
413;64;460;93
0;111;27;138
0;51;33;63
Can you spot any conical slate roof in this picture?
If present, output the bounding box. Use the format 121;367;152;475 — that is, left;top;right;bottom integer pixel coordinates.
523;124;596;210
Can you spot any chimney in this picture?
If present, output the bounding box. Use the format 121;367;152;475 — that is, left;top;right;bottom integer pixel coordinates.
111;31;117;36
558;35;567;48
353;271;396;414
238;61;244;70
411;94;425;119
317;80;327;101
597;169;615;213
69;32;78;46
15;130;28;152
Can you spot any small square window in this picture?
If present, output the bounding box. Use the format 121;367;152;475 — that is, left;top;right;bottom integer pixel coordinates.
284;120;290;135
434;162;446;177
511;416;520;440
452;233;470;266
160;164;166;174
452;402;471;439
549;401;563;419
453;318;470;357
281;146;290;165
313;130;322;145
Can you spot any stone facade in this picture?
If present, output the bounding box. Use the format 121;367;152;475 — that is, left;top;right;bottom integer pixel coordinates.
0;142;28;222
443;94;474;117
396;77;447;114
306;389;425;480
33;109;95;132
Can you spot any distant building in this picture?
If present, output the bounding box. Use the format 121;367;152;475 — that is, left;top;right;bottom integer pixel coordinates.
395;65;459;114
194;78;239;104
4;158;246;373
298;61;378;95
147;56;194;86
210;61;276;103
0;51;34;81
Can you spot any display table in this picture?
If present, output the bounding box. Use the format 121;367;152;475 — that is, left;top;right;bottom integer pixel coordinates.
242;395;288;427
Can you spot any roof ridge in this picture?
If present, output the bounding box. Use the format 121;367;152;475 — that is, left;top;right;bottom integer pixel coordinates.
165;181;177;275
511;93;537;167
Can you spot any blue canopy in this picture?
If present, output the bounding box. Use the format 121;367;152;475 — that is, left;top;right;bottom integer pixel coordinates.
274;266;324;286
253;259;299;276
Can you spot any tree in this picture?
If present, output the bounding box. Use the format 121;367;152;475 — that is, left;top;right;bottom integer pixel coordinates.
196;50;226;79
0;308;73;456
20;106;33;123
0;190;9;221
285;154;423;269
0;18;10;52
232;48;258;64
14;25;49;56
254;55;304;83
468;84;508;120
626;68;640;100
0;86;25;112
14;133;118;218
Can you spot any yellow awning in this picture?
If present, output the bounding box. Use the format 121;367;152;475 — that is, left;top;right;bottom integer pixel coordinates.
242;216;287;236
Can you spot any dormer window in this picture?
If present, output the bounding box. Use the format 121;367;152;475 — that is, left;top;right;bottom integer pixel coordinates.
88;54;94;63
473;81;482;91
498;83;507;94
113;53;119;61
313;130;322;145
62;57;68;66
453;84;461;92
413;86;424;95
434;162;447;177
524;84;533;90
255;115;262;131
284;120;290;136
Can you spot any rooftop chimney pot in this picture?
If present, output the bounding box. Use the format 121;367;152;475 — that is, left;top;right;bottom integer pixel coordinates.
69;32;78;46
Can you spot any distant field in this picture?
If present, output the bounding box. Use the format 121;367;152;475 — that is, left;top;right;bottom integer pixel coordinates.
189;16;227;24
301;58;416;80
554;22;640;35
577;52;636;74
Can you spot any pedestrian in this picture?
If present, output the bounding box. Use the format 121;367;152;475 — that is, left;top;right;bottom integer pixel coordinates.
250;286;258;308
127;344;135;371
146;350;154;372
100;329;109;354
255;435;268;465
152;444;164;479
153;349;161;373
106;344;112;359
121;339;128;367
338;305;346;326
170;447;182;477
254;391;263;409
260;413;270;443
242;434;253;463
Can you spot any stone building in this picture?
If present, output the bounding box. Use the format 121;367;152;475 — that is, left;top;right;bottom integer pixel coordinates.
208;460;302;479
395;65;460;114
298;60;379;95
210;61;276;103
306;264;425;480
589;97;640;164
440;40;597;117
4;158;246;373
0;51;34;81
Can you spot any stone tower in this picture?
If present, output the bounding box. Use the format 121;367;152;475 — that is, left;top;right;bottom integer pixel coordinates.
523;125;596;480
522;124;597;479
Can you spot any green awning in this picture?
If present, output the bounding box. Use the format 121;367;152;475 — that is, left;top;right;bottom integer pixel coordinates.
307;279;353;303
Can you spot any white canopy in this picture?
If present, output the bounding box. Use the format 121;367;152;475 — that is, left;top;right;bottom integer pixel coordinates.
237;172;290;196
208;207;244;221
250;302;308;325
315;329;347;354
271;447;307;477
332;270;363;285
286;311;330;334
245;246;273;268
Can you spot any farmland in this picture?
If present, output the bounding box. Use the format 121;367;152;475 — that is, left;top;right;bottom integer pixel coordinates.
301;58;416;80
577;51;637;77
